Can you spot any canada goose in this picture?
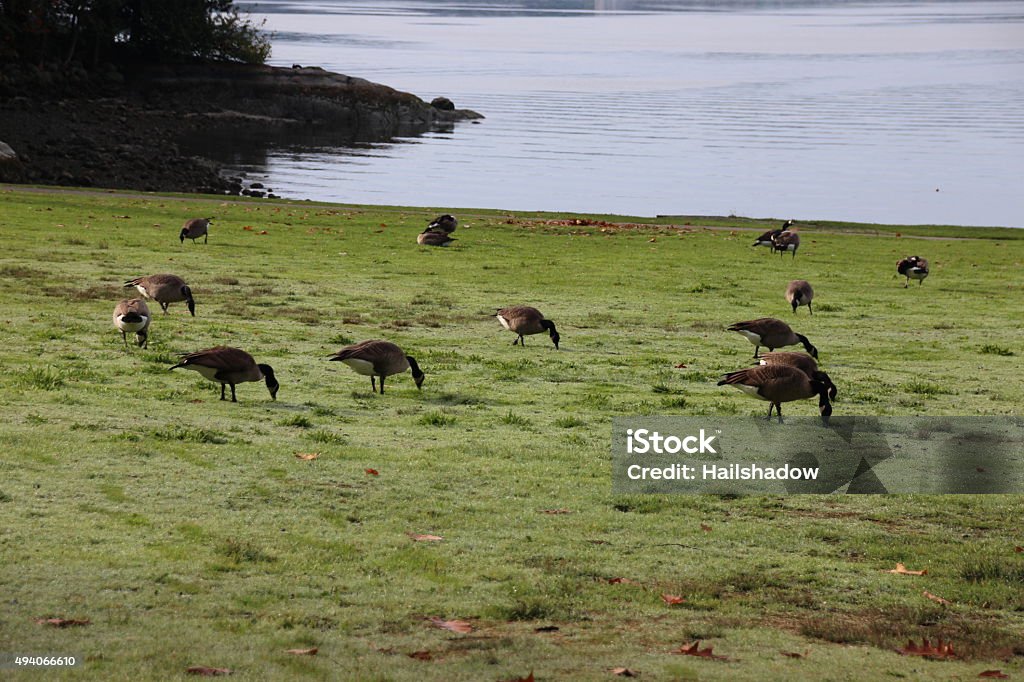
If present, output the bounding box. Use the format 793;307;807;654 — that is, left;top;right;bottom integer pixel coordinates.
112;298;151;348
759;352;837;401
169;346;278;402
728;318;818;359
897;256;929;287
718;364;832;424
496;306;560;349
328;340;424;394
772;230;800;258
786;280;814;314
180;218;210;244
427;214;457;234
123;274;195;316
752;219;793;247
417;230;456;247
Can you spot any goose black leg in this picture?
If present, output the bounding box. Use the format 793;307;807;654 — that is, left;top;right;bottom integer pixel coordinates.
220;383;227;401
380;375;386;395
371;376;377;393
230;384;237;402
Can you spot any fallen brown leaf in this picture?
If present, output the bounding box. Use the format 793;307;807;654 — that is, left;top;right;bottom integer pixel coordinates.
607;577;634;584
258;230;268;235
976;467;986;473
978;671;1009;679
285;647;318;656
540;508;572;515
407;533;444;542
610;668;638;677
186;667;232;676
700;523;712;532
897;637;957;659
428;617;472;634
500;673;534;682
886;562;927;576
923;590;952;606
781;651;808;659
1015;546;1023;553
294;452;319;461
674;363;688;368
365;468;379;476
661;594;686;605
243;225;254;231
36;618;90;627
673;641;728;660
407;651;432;661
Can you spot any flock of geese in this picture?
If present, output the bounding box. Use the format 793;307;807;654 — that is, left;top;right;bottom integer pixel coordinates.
111;215;928;422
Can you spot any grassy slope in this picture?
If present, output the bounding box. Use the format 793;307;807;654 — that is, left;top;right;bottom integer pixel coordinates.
0;188;1022;681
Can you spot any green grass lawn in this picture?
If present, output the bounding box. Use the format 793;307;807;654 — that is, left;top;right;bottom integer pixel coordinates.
1;187;1022;680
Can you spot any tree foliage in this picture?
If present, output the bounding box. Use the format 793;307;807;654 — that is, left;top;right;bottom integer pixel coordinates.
0;0;271;66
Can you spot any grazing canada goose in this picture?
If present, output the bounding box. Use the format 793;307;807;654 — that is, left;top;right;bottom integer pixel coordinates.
112;298;151;348
123;274;195;316
728;318;818;359
417;230;456;247
328;340;425;394
786;280;814;314
427;214;457;234
496;306;560;349
897;256;929;287
180;218;210;244
718;364;832;424
772;230;800;258
752;219;793;247
759;352;837;401
169;346;278;402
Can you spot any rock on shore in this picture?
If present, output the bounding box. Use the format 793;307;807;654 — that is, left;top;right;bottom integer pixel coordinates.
0;62;483;194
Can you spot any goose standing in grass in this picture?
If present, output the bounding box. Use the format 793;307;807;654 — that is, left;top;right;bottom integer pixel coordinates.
427;214;457;234
753;219;793;248
112;299;151;348
785;280;814;314
897;256;929;287
169;347;278;402
772;230;800;258
417;230;456;247
728;318;818;359
759;351;837;401
124;274;195;316
496;306;560;349
718;364;833;424
180;218;210;244
328;340;425;394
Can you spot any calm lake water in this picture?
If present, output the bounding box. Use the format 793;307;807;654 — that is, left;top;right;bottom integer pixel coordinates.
232;0;1024;227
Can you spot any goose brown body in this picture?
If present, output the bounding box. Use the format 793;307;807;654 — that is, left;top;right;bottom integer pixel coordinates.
786;280;814;314
772;230;800;257
124;274;195;316
180;218;210;244
328;340;425;393
417;230;456;246
112;298;151;348
759;351;837;400
169;346;278;402
753;220;793;247
897;256;929;287
728;318;818;359
718;364;832;424
496;306;560;349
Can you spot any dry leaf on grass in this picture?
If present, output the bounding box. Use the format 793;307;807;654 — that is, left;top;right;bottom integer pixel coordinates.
1015;546;1022;553
923;590;952;605
661;594;686;605
428;617;472;634
500;673;534;682
978;671;1009;679
700;523;712;532
36;618;90;627
610;667;638;677
780;651;806;659
886;562;927;576
285;647;318;656
539;509;572;515
672;641;729;660
407;533;444;542
607;577;634;584
365;468;379;476
186;667;232;676
294;452;319;461
897;638;957;659
407;651;432;661
674;363;688;368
